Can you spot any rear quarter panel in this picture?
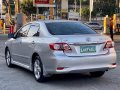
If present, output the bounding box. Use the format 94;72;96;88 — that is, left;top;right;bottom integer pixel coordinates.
33;37;60;73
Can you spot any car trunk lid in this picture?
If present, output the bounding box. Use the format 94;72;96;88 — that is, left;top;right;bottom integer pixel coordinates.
54;34;111;57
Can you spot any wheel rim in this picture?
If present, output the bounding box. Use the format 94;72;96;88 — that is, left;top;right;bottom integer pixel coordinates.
6;51;11;66
34;59;41;79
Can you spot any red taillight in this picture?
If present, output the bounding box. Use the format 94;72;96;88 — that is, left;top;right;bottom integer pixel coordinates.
104;41;113;49
49;43;62;50
49;43;72;51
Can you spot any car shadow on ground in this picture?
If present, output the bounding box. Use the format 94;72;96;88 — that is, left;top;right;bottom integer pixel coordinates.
12;64;105;85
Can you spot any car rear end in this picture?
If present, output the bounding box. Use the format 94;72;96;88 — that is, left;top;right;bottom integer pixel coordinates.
44;21;117;74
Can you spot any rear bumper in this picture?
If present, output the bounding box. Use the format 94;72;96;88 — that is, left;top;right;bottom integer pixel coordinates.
44;50;117;74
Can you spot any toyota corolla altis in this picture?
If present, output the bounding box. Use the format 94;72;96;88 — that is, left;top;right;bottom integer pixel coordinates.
5;20;117;82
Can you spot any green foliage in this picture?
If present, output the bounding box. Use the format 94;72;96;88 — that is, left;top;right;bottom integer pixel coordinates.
81;7;89;18
68;0;88;5
21;0;36;15
68;0;116;17
93;0;116;17
20;0;116;17
91;11;97;18
21;0;48;16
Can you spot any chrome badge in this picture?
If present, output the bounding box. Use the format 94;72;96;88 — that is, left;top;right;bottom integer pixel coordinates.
86;37;91;42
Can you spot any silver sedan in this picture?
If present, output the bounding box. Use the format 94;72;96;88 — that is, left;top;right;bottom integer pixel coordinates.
5;20;117;82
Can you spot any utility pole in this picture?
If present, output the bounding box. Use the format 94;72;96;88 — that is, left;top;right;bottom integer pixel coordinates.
15;0;20;14
49;0;54;19
75;0;77;12
89;0;93;22
36;7;39;20
0;0;2;18
116;0;120;8
80;0;82;20
6;0;10;15
18;0;20;13
56;0;58;19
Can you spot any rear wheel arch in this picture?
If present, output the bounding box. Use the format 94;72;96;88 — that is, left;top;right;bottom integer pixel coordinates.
31;53;42;70
5;46;9;54
31;53;50;78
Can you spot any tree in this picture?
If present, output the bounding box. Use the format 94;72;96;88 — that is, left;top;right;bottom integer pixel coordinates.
68;0;116;17
21;0;48;16
81;7;89;19
93;0;116;17
68;0;88;5
21;0;36;16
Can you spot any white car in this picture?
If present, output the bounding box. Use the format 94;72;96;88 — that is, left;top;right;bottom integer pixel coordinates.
5;20;117;82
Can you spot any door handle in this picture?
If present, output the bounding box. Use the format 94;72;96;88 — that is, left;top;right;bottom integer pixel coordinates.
32;41;35;44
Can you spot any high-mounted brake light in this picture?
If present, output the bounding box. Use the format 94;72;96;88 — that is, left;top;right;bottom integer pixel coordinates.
49;43;72;51
104;41;113;49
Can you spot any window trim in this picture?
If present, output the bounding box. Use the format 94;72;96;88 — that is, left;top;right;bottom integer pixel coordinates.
14;23;31;38
27;23;40;37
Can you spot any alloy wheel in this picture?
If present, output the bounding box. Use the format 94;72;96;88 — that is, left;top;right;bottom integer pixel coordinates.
34;59;42;79
5;49;12;67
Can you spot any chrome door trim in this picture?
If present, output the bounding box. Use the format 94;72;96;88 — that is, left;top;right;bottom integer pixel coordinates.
69;42;105;46
12;60;31;70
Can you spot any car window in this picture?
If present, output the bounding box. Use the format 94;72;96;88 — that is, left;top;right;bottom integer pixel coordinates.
89;23;99;25
45;22;96;35
16;24;30;38
27;24;40;37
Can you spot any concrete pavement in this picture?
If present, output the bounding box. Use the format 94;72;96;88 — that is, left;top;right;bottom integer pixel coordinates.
113;35;120;42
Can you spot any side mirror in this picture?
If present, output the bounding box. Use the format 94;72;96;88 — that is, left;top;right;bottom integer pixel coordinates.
8;33;14;38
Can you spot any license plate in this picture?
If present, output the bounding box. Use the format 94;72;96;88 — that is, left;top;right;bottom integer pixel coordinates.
80;46;96;53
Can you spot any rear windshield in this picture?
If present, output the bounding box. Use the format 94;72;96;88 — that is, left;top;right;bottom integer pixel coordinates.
45;22;97;35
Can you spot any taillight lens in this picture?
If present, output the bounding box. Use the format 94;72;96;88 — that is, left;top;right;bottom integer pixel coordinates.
104;41;113;49
49;43;72;51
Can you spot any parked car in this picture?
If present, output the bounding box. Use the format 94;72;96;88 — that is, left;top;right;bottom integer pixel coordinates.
85;22;103;30
5;20;117;82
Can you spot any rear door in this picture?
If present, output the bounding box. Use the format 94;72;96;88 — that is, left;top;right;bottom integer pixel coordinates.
20;23;40;65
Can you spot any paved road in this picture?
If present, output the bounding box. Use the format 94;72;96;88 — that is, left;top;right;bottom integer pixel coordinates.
0;40;120;90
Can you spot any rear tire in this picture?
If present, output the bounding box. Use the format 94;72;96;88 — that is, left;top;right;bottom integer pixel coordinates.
33;56;46;82
90;71;105;77
5;49;13;67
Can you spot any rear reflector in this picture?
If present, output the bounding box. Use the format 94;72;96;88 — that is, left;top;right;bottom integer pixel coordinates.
112;63;116;65
57;67;64;70
111;63;117;68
